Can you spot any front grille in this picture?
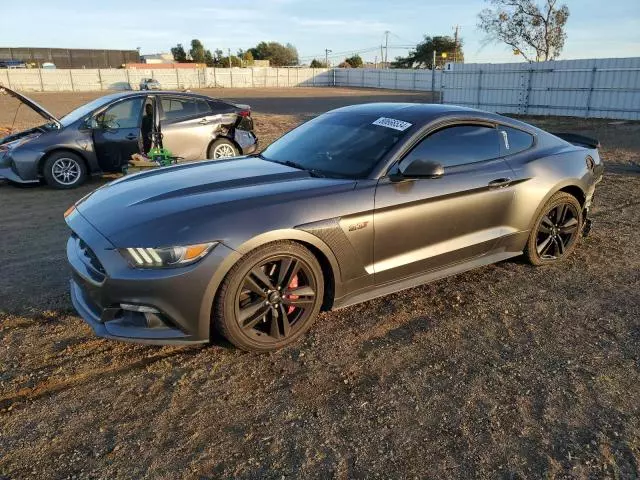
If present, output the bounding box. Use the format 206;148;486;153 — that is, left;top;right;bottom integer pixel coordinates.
73;233;106;276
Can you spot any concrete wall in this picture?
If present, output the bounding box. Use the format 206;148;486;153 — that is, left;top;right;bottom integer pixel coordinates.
0;67;332;92
1;57;639;119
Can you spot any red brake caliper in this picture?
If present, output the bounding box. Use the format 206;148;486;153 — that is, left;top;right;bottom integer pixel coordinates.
287;275;299;314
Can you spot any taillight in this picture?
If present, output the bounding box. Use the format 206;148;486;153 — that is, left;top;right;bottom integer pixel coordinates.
238;110;251;117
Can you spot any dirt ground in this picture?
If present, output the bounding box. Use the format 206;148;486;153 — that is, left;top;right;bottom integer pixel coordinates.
0;88;639;479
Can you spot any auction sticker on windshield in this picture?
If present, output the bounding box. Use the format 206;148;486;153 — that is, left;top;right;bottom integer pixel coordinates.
372;117;413;131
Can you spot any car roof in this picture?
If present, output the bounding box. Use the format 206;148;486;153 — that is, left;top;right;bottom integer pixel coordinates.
331;102;486;122
329;102;548;134
99;90;223;102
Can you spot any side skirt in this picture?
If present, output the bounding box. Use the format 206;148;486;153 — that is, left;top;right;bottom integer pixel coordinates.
331;250;521;310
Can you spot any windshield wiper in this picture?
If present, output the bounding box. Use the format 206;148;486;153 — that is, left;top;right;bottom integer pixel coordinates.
266;159;327;178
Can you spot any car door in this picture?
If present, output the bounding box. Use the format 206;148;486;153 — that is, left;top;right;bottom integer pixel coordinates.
159;96;219;160
92;96;145;172
373;123;516;285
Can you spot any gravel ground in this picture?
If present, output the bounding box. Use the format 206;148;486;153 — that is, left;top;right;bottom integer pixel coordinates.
0;89;639;479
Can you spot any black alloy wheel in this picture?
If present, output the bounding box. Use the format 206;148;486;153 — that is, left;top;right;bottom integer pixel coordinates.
526;192;583;265
236;255;317;339
214;241;324;351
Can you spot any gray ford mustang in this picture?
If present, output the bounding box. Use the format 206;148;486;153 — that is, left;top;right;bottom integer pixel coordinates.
65;103;604;352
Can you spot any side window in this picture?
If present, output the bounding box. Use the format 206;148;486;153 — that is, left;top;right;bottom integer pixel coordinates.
196;99;212;114
160;97;198;122
403;124;500;168
96;97;144;129
210;100;234;113
498;126;534;155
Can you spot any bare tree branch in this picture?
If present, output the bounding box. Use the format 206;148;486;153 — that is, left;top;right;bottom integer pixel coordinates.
477;0;569;62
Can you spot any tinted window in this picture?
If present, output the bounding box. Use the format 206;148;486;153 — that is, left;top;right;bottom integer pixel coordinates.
261;113;413;178
498;126;534;155
161;97;198;121
96;97;144;129
60;96;117;127
403;125;500;168
196;99;212;114
210;100;234;113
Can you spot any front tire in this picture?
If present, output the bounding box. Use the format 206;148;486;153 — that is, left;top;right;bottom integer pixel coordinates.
213;241;324;352
42;152;87;189
525;192;583;266
207;138;238;160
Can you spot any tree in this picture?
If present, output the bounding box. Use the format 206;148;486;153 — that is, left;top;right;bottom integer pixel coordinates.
344;54;363;68
242;51;254;66
391;36;463;69
248;41;299;66
189;39;207;64
309;59;327;68
204;49;215;67
220;55;242;67
170;43;187;63
477;0;570;62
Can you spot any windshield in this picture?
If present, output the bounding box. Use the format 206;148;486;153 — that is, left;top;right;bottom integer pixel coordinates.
59;96;116;127
260;113;413;178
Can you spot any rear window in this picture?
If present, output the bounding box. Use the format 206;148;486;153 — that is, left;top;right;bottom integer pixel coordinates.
261;113;413;178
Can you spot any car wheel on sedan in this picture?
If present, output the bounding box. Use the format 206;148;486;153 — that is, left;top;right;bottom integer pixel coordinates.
214;241;324;352
43;151;87;189
208;139;238;160
525;192;583;266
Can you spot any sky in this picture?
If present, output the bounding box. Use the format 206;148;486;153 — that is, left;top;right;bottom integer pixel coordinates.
1;0;639;64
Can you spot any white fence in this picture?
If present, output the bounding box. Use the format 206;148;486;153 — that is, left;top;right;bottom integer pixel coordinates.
333;57;640;120
440;57;640;120
0;67;332;92
1;57;639;119
333;68;443;91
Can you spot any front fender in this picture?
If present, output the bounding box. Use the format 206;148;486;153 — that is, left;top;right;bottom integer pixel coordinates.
234;228;343;289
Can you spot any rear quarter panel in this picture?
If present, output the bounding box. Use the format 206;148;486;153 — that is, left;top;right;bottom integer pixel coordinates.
505;145;595;234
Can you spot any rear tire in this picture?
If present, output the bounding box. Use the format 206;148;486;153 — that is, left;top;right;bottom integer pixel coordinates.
207;138;238;160
213;241;324;352
525;192;583;266
42;151;87;189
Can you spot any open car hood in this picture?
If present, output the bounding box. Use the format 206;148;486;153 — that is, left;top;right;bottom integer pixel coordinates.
0;85;61;129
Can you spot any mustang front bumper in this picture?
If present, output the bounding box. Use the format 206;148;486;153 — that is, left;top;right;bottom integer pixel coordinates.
66;209;240;345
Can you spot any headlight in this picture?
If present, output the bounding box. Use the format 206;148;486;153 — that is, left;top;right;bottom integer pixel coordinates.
1;134;41;151
120;242;217;268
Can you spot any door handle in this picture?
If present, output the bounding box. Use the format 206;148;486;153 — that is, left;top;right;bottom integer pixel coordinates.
488;178;512;188
125;133;138;140
199;118;209;125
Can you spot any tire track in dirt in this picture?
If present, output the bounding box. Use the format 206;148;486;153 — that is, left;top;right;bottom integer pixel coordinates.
0;347;200;410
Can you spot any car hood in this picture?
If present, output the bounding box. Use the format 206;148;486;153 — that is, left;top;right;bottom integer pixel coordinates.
0;85;61;129
75;157;357;247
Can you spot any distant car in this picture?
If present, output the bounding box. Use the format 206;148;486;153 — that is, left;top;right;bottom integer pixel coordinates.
0;59;26;69
65;103;604;352
0;86;257;188
139;78;161;90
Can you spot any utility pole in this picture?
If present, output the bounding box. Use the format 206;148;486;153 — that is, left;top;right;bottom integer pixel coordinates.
453;25;460;63
384;30;390;69
380;45;384;69
228;48;232;68
374;55;377;69
325;49;332;68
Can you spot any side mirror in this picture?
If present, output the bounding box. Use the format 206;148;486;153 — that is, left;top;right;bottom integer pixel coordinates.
399;158;444;179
